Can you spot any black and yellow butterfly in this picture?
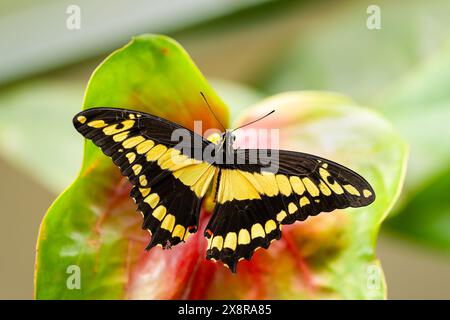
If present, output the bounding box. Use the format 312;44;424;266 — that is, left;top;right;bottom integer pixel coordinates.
73;105;375;272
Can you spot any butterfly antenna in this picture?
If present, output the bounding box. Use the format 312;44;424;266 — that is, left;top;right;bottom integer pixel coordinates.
232;110;275;132
200;92;226;131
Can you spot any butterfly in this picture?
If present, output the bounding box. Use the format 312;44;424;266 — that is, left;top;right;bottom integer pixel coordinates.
73;99;375;272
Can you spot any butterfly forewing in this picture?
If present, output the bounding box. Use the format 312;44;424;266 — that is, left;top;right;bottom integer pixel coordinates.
73;108;217;249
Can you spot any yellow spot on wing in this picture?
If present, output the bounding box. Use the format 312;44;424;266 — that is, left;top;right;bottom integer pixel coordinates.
276;174;292;196
152;205;166;221
139;188;150;197
276;210;287;222
172;225;185;239
139;175;147;186
224;232;237;250
87;120;107;128
144;193;160;208
77;116;86;124
132;164;142;175
343;184;361;196
123;136;145;149
146;144;167;161
238;229;251;245
125;152;136;163
318;180;332;196
251;223;265;239
113;131;129;142
290;176;305;195
207;237;213;249
302;177;320;197
288;202;298;214
363;189;372;198
300;196;310;207
136;140;154;154
212;236;223;250
320;168;344;194
265;220;277;234
161;214;175;232
103;120;135;135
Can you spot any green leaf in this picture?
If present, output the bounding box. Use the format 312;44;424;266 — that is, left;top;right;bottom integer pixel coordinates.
35;35;407;299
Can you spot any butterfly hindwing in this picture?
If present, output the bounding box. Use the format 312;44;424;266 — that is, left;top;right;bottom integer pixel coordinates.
205;149;375;271
73;107;217;249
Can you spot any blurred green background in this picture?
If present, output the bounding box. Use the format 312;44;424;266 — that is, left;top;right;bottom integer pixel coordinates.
1;0;449;299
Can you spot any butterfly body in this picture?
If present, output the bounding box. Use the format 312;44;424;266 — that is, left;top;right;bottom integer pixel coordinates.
74;107;375;272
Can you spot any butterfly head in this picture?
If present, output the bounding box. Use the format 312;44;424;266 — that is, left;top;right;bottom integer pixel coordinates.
222;131;236;150
221;131;235;142
207;131;235;144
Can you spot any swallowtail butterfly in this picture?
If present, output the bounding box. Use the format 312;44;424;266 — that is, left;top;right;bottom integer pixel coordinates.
73;100;375;272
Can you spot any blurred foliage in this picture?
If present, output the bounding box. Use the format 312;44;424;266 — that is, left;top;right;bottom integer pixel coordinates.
380;45;450;252
378;44;450;193
262;0;450;104
0;0;275;85
0;80;84;191
387;168;450;252
35;35;406;299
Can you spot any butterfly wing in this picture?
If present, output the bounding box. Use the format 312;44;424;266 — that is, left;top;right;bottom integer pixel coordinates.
205;149;375;271
73;107;217;249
